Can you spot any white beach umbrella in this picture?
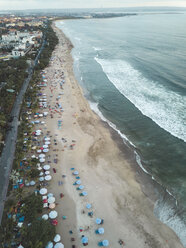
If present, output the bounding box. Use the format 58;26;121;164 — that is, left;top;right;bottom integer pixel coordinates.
37;149;42;153
43;112;48;116
37;166;42;170
42;214;49;220
29;181;36;186
39;172;44;176
45;171;50;175
45;141;51;145
49;211;58;219
46;242;53;248
31;155;36;158
39;154;45;158
45;175;52;181
43;165;50;170
39;177;44;182
43;149;49;153
39;158;45;163
39;114;43;117
41;121;45;124
39;188;47;195
48;193;54;198
54;234;61;243
54;243;64;248
36;132;41;136
18;245;24;248
48;197;55;204
45;137;50;141
43;145;48;149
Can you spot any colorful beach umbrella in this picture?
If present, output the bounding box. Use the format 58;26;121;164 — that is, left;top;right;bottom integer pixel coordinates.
96;218;102;224
81;236;88;244
102;240;109;246
98;227;104;234
86;203;92;209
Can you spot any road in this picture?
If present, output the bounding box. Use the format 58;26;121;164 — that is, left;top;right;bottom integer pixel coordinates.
0;36;46;223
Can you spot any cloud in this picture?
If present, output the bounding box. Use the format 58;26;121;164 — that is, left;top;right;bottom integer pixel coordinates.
0;0;186;10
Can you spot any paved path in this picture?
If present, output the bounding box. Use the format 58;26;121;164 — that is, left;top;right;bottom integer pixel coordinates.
0;36;46;223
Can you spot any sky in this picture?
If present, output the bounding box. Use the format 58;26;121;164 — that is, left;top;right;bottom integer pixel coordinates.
0;0;186;10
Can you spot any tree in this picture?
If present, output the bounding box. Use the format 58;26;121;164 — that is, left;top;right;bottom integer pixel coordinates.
22;219;55;248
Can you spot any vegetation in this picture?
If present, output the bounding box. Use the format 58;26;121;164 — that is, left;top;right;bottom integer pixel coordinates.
0;21;59;247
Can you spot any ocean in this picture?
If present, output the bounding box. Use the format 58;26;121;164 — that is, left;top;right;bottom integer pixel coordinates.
56;12;186;245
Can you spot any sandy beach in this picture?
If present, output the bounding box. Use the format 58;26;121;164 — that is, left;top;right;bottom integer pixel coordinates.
38;22;183;248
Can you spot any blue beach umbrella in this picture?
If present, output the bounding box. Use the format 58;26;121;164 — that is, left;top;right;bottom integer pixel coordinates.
81;236;88;244
70;168;75;170
96;218;102;224
102;240;109;246
73;171;79;175
86;203;92;209
76;180;81;185
78;185;84;190
82;191;88;196
98;227;104;234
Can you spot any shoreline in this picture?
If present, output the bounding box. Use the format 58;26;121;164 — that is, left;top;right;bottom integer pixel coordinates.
40;21;183;248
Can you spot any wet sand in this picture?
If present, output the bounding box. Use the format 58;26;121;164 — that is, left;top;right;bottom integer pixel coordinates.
40;22;183;248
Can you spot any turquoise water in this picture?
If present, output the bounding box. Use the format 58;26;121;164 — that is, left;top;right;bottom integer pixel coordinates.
56;13;186;245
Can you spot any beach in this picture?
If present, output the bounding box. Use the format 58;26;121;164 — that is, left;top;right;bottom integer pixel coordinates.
39;22;183;248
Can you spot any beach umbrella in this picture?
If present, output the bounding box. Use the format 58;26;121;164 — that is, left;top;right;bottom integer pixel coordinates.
98;227;104;234
73;171;79;175
45;141;51;145
37;149;42;153
18;245;24;248
29;181;36;186
48;193;54;198
78;185;84;190
43;199;48;203
43;149;49;153
81;236;88;244
82;191;88;196
37;166;42;170
44;112;48;116
45;241;53;248
96;218;102;224
54;243;64;248
41;121;45;124
86;203;92;209
42;214;48;220
54;234;61;243
49;211;58;219
36;132;41;136
39;172;44;176
49;203;56;209
48;197;55;204
45;171;50;175
39;114;43;117
102;240;109;247
39;154;45;158
52;219;58;226
39;177;44;182
45;175;52;181
31;155;36;158
75;180;81;185
40;188;47;195
43;145;48;149
39;158;45;163
43;165;50;170
45;137;50;141
32;146;37;150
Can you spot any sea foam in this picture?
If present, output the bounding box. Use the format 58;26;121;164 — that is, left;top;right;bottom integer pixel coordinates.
95;57;186;142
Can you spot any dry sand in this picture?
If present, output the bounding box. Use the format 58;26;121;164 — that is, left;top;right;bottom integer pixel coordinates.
40;22;183;248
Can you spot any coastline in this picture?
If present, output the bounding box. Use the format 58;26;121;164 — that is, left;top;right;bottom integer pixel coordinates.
41;21;183;248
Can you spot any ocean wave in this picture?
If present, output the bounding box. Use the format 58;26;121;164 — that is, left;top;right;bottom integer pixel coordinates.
93;46;102;51
95;57;186;142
